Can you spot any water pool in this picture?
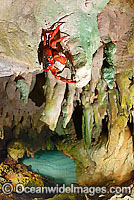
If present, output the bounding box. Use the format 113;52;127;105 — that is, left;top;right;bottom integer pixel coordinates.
22;150;77;185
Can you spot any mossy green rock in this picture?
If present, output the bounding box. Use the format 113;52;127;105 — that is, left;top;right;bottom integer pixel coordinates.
16;79;30;105
102;43;116;89
7;140;25;161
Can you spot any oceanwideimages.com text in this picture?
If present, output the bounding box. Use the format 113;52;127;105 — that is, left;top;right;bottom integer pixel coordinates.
1;183;132;196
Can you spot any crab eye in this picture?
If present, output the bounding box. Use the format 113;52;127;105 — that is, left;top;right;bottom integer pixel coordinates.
46;33;50;40
49;34;52;38
42;35;44;41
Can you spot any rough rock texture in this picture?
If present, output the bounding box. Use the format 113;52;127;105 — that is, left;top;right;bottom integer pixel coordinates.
0;73;77;160
0;0;109;131
58;120;133;186
0;74;47;159
98;0;134;73
57;0;134;187
40;69;76;130
0;0;109;85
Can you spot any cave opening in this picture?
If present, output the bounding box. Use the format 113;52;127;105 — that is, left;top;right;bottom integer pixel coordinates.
72;101;83;140
0;142;7;163
100;114;109;138
0;126;13;163
29;72;46;107
127;114;134;143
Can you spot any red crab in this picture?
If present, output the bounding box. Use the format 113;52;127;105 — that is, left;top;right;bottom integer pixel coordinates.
38;22;75;83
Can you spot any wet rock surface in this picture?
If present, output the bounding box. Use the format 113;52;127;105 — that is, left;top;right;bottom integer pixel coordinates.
98;0;134;73
0;0;109;87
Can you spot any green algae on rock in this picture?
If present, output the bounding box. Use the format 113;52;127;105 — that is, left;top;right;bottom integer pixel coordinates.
82;108;93;149
116;72;132;111
16;79;30;105
7;140;25;161
0;161;44;188
39;0;110;131
81;80;108;149
102;42;116;89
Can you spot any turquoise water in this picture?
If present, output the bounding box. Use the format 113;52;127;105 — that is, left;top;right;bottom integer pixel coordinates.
22;150;77;185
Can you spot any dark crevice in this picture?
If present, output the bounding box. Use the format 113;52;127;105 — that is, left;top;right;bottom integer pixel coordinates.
0;147;7;163
127;114;134;144
111;78;122;107
128;76;134;88
20;116;24;124
100;114;109;138
72;101;83;140
29;73;46;107
51;134;65;146
63;83;69;100
95;88;98;96
14;75;25;82
0;126;13;163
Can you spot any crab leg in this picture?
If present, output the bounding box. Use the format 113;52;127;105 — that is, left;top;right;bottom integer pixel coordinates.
50;36;67;48
54;55;67;65
54;75;76;83
48;64;75;83
43;37;46;46
49;23;63;44
41;29;47;46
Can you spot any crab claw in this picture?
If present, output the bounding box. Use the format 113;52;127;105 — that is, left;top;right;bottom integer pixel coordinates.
50;36;67;48
49;23;64;44
54;55;67;65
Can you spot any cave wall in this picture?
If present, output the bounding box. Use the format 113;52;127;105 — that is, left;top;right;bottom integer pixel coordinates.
0;0;110;131
0;0;109;85
57;0;134;186
0;73;47;159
